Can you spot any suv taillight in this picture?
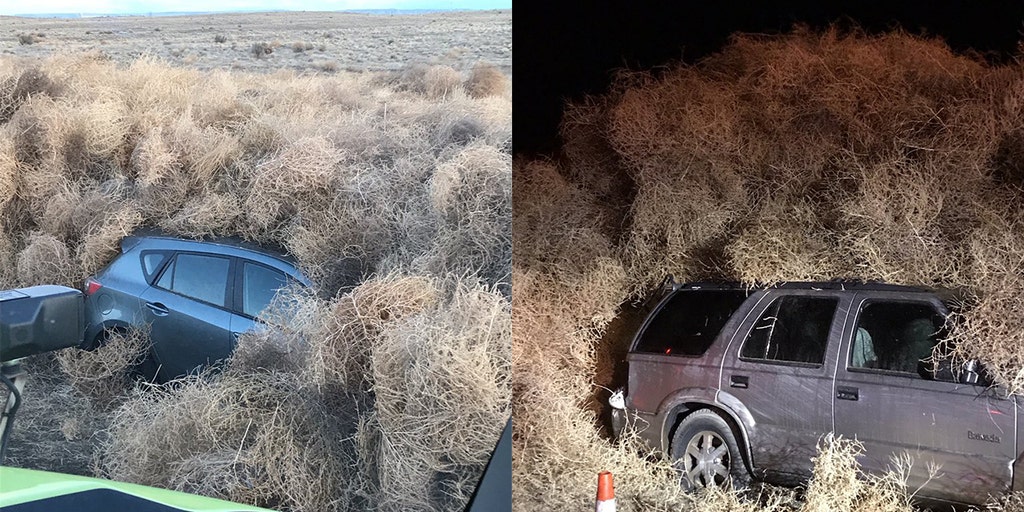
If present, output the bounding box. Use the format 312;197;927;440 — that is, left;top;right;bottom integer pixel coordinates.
84;278;102;296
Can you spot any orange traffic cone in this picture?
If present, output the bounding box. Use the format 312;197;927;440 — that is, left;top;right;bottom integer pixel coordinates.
596;471;616;512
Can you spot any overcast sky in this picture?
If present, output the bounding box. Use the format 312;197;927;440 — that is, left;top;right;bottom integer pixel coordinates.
0;0;509;15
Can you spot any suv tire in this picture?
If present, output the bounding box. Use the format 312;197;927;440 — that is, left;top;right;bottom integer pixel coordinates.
670;409;750;490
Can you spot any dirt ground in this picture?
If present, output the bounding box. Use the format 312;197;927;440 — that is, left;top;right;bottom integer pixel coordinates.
0;10;511;74
3;355;106;476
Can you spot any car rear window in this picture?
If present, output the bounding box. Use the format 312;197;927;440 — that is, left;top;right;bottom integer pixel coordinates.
140;251;171;283
633;290;749;356
741;295;838;366
241;262;288;318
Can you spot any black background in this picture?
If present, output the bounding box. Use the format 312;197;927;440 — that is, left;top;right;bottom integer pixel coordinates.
513;1;1024;156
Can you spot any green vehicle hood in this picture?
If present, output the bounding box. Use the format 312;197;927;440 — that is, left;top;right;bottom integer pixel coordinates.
0;466;275;512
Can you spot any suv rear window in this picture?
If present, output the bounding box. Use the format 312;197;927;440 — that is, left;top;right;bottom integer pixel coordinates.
633;290;749;356
741;295;838;366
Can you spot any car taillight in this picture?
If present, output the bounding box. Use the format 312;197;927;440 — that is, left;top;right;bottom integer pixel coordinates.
85;279;102;296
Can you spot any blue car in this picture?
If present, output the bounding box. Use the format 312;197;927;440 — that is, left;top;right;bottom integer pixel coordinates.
83;233;311;381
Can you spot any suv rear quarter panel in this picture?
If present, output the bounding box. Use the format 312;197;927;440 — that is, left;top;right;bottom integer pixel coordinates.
626;290;769;452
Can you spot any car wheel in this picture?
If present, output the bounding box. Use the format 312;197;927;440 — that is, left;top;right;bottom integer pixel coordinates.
670;409;749;491
132;348;161;383
94;329;159;383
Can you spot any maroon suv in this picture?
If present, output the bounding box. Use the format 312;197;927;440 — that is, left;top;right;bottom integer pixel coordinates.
614;281;1018;507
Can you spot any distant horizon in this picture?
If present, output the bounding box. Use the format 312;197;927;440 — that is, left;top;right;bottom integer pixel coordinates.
0;1;508;16
4;8;507;18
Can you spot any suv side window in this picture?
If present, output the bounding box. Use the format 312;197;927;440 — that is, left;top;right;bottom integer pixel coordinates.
155;253;231;307
633;290;749;356
850;301;949;379
241;261;288;318
741;296;838;365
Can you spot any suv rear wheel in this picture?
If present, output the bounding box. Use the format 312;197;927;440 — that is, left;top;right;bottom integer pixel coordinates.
670;409;749;490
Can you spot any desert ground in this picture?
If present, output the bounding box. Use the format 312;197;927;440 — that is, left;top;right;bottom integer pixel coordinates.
0;10;511;74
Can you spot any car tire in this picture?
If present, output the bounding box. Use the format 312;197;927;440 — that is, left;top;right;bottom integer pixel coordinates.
132;348;161;383
94;328;159;383
670;409;750;491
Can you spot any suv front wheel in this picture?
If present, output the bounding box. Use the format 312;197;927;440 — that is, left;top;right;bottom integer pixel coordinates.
670;409;750;490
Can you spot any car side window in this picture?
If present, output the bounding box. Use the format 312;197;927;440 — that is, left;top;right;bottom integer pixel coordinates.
633;290;749;356
849;301;950;380
155;253;231;307
741;296;838;366
140;251;172;284
241;262;288;318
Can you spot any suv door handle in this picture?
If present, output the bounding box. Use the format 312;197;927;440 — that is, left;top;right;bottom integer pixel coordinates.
145;302;169;317
730;375;749;389
837;386;859;401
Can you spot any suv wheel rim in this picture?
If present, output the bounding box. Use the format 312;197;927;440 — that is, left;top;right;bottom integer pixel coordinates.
682;430;729;488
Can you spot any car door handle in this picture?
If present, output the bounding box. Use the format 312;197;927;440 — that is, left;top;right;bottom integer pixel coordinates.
730;375;749;389
145;302;169;316
837;386;859;401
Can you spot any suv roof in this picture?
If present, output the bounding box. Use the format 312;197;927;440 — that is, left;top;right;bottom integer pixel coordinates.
666;280;964;302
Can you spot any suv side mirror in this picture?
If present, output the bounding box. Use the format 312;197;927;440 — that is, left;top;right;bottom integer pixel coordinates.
959;360;981;386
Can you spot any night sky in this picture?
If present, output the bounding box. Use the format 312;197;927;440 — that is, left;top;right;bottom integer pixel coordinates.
513;1;1024;156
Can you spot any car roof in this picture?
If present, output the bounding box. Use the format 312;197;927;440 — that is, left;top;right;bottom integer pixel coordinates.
121;230;299;269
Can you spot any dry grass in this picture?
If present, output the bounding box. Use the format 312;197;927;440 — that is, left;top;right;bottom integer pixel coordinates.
15;232;77;287
55;327;150;408
1;354;107;476
424;65;462;99
398;63;458;98
0;11;511;75
311;274;440;391
96;275;509;512
801;435;911;512
363;278;510;510
465;62;508;99
251;41;274;58
514;27;1024;511
99;370;351;510
0;51;510;512
18;33;43;46
314;60;339;72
